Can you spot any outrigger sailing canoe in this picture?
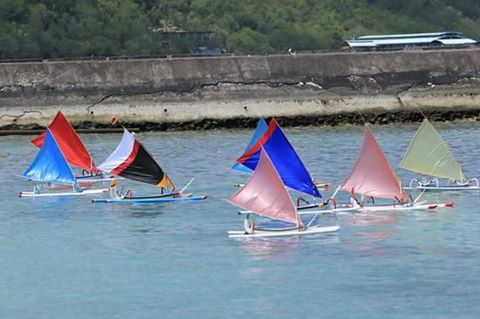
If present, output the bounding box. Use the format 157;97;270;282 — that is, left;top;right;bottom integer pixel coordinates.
339;126;454;211
400;119;479;191
91;128;207;204
236;119;321;197
234;118;349;213
32;111;114;186
19;130;109;197
233;118;330;190
228;149;340;238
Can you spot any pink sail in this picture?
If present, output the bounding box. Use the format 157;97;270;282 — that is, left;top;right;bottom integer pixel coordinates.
228;149;302;227
341;127;403;199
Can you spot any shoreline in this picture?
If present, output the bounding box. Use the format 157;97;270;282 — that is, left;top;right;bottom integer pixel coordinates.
1;109;479;135
2;48;480;132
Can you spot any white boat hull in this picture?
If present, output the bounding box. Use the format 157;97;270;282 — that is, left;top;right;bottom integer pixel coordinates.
297;206;360;215
240;206;359;216
358;201;454;212
405;178;480;192
19;188;109;197
228;225;340;238
404;185;480;191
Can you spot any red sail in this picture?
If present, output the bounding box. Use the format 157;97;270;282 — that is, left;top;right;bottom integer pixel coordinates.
32;111;97;172
341;127;403;199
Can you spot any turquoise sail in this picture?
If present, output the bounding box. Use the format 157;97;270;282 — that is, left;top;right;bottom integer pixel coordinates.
22;130;76;185
232;118;268;173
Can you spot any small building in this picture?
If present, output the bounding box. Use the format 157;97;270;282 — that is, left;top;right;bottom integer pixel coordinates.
155;30;222;55
345;32;477;51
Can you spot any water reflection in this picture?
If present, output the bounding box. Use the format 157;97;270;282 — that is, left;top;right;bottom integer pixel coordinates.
126;204;167;218
20;197;81;223
345;212;399;257
349;211;398;228
235;236;300;258
234;232;340;261
3;124;480;318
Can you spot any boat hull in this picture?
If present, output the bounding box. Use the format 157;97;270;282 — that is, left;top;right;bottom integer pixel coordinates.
358;201;454;212
404;177;479;192
297;206;360;215
241;206;359;216
404;185;480;191
19;188;109;197
228;225;340;238
45;177;116;190
92;195;208;203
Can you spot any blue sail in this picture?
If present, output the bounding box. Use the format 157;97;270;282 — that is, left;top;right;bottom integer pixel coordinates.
236;119;321;197
22;130;76;185
232;118;268;173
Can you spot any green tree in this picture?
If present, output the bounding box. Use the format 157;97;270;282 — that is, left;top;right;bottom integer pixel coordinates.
1;0;480;59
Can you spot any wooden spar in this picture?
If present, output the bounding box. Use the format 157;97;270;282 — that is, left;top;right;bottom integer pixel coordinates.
179;178;195;194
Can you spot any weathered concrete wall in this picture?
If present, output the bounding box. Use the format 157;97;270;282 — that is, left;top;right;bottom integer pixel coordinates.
1;48;480;129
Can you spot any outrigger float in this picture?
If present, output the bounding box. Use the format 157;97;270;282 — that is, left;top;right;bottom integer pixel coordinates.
228;150;340;238
19;130;109;198
337;126;454;212
92;128;207;204
401;119;479;191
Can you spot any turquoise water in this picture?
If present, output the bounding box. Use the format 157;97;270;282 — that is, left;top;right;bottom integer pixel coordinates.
1;122;480;318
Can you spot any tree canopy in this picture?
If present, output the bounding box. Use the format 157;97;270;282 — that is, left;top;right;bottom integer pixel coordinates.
1;0;480;59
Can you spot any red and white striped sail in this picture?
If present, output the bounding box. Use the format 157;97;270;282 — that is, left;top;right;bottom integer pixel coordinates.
98;129;172;188
32;111;96;172
98;129;136;173
341;127;403;200
228;149;302;226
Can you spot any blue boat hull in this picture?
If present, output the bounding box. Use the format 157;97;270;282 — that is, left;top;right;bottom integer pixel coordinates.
92;195;207;203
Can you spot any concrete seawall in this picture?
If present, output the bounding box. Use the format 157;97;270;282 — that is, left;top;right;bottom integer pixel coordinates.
1;48;480;130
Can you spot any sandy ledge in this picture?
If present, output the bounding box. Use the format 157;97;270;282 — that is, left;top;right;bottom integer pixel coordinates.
2;49;480;132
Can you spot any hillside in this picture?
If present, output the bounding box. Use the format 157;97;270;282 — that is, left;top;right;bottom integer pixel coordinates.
1;0;480;59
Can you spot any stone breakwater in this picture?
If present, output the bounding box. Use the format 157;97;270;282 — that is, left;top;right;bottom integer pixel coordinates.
1;48;480;131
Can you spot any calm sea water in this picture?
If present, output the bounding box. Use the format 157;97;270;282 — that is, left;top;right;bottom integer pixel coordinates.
1;122;480;319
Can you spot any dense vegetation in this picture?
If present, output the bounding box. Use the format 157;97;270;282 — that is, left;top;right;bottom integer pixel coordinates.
1;0;480;59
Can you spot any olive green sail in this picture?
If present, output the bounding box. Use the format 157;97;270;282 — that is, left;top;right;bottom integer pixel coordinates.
400;119;465;181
